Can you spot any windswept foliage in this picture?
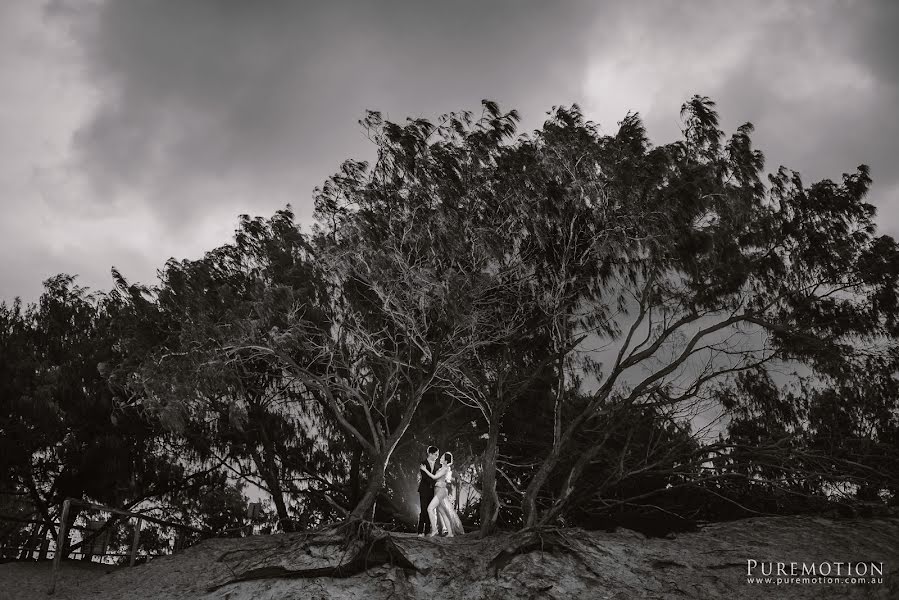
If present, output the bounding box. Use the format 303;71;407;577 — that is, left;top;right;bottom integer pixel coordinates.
2;96;897;555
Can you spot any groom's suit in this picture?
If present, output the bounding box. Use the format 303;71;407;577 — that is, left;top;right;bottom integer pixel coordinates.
417;457;442;534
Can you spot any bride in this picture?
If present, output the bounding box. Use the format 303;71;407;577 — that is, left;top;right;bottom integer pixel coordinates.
420;451;464;537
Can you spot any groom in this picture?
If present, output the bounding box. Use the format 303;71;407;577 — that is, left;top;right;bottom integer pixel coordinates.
417;445;442;536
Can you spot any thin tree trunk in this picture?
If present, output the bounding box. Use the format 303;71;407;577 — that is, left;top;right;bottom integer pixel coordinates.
348;445;363;506
19;522;42;560
36;523;50;561
270;488;293;532
521;382;617;526
255;419;299;533
522;432;569;528
479;415;501;537
251;453;294;533
23;475;58;542
537;431;612;527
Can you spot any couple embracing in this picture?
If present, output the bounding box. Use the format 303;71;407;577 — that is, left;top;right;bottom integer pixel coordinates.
417;445;464;537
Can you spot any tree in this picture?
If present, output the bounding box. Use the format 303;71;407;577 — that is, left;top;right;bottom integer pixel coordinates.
505;97;898;527
291;95;898;531
220;106;529;523
114;210;350;531
0;275;228;557
6;94;894;548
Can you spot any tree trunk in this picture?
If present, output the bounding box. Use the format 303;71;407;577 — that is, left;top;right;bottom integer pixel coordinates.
537;433;610;527
270;487;294;532
346;380;434;521
522;441;563;528
522;421;592;528
257;418;298;533
348;456;387;521
348;445;363;506
36;523;50;561
479;416;501;537
521;397;607;527
19;522;42;560
23;474;58;543
252;453;294;533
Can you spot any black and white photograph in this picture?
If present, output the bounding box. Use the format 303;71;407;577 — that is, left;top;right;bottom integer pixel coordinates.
1;1;898;598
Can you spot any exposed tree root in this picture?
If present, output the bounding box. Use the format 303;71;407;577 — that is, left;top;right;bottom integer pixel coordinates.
487;529;582;578
326;516;379;550
207;521;416;591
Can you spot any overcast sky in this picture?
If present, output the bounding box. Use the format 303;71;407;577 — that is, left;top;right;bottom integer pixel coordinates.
2;0;897;303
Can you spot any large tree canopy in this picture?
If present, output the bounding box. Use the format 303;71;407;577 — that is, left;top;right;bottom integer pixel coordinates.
2;96;897;555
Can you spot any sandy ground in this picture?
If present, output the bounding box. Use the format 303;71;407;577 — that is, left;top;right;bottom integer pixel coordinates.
3;514;898;600
0;560;118;600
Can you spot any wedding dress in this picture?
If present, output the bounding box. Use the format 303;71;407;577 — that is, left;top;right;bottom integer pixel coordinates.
441;468;465;535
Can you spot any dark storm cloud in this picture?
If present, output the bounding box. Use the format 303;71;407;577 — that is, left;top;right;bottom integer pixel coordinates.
53;0;899;234
714;0;899;235
577;0;899;235
5;0;899;303
51;0;598;223
857;0;899;88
